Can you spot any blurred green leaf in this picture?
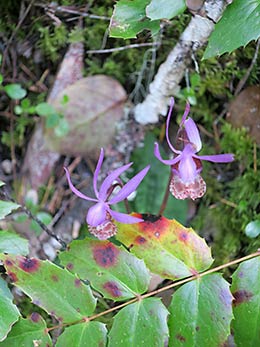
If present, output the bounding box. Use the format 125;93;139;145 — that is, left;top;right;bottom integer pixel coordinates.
0;201;20;220
0;181;5;187
146;0;186;20
109;0;160;39
4;84;27;100
116;214;213;280
108;298;168;347
0;230;28;255
129;132;188;223
35;102;55;116
59;238;150;301
168;274;233;346
0;314;52;347
231;257;260;347
54;117;69;137
0;277;20;342
1;254;96;323
46;113;60;128
56;322;107;347
245;220;260;238
204;0;260;59
0;74;3;85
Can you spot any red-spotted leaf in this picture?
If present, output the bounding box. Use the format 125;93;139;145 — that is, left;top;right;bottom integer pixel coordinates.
108;298;169;347
168;274;233;346
231;256;260;347
59;239;150;301
56;322;107;347
1;254;96;323
0;277;20;342
116;214;213;280
0;314;52;347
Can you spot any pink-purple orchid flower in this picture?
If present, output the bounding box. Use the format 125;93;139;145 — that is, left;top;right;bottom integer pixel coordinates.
154;98;234;200
64;148;150;239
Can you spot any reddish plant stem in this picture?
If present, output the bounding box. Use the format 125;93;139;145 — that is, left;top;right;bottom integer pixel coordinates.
158;169;172;215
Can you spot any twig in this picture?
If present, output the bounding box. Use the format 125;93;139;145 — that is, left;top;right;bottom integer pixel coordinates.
1;0;35;72
34;3;110;21
47;248;260;332
234;39;260;96
253;142;257;173
0;189;67;249
86;43;160;54
158;170;172;215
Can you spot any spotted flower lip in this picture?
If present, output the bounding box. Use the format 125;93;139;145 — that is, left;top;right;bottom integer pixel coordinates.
64;148;150;227
154;97;234;199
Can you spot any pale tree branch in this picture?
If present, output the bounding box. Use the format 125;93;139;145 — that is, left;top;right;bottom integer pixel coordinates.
134;0;227;124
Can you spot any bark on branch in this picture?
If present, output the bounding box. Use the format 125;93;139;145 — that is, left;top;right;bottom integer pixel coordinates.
134;0;227;124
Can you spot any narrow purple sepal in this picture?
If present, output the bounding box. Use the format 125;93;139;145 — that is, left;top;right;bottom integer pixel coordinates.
93;148;104;198
154;143;181;166
99;162;133;201
110;165;150;204
64;167;97;202
165;98;180;154
109;209;144;224
180;101;191;125
184;117;202;152
87;202;108;227
195;153;234;163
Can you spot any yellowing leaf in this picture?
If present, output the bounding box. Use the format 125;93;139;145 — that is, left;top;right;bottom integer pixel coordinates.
116;214;213;280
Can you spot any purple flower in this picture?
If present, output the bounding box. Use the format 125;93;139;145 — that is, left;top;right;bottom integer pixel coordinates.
64;148;150;239
154;98;234;200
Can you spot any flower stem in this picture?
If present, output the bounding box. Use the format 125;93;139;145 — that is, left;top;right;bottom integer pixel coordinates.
158;169;172;215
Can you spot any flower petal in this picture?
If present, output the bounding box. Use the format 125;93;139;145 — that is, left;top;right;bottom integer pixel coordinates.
154;143;181;166
109;165;150;204
195;153;234;163
184;117;202;152
64;167;97;202
177;154;198;184
166;98;180;154
99;163;133;201
93;148;104;198
180;101;191;125
87;202;108;227
109;209;143;224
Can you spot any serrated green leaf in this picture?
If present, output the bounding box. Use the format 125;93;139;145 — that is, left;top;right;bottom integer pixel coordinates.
0;277;20;342
0;201;20;220
0;230;28;255
110;0;160;39
231;256;260;347
59;239;150;301
1;254;96;323
56;322;107;347
4;84;27;100
108;298;168;347
0;314;52;347
204;0;260;59
116;214;213;280
168;274;233;346
245;220;260;238
35;102;55;116
146;0;186;20
129;132;187;223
